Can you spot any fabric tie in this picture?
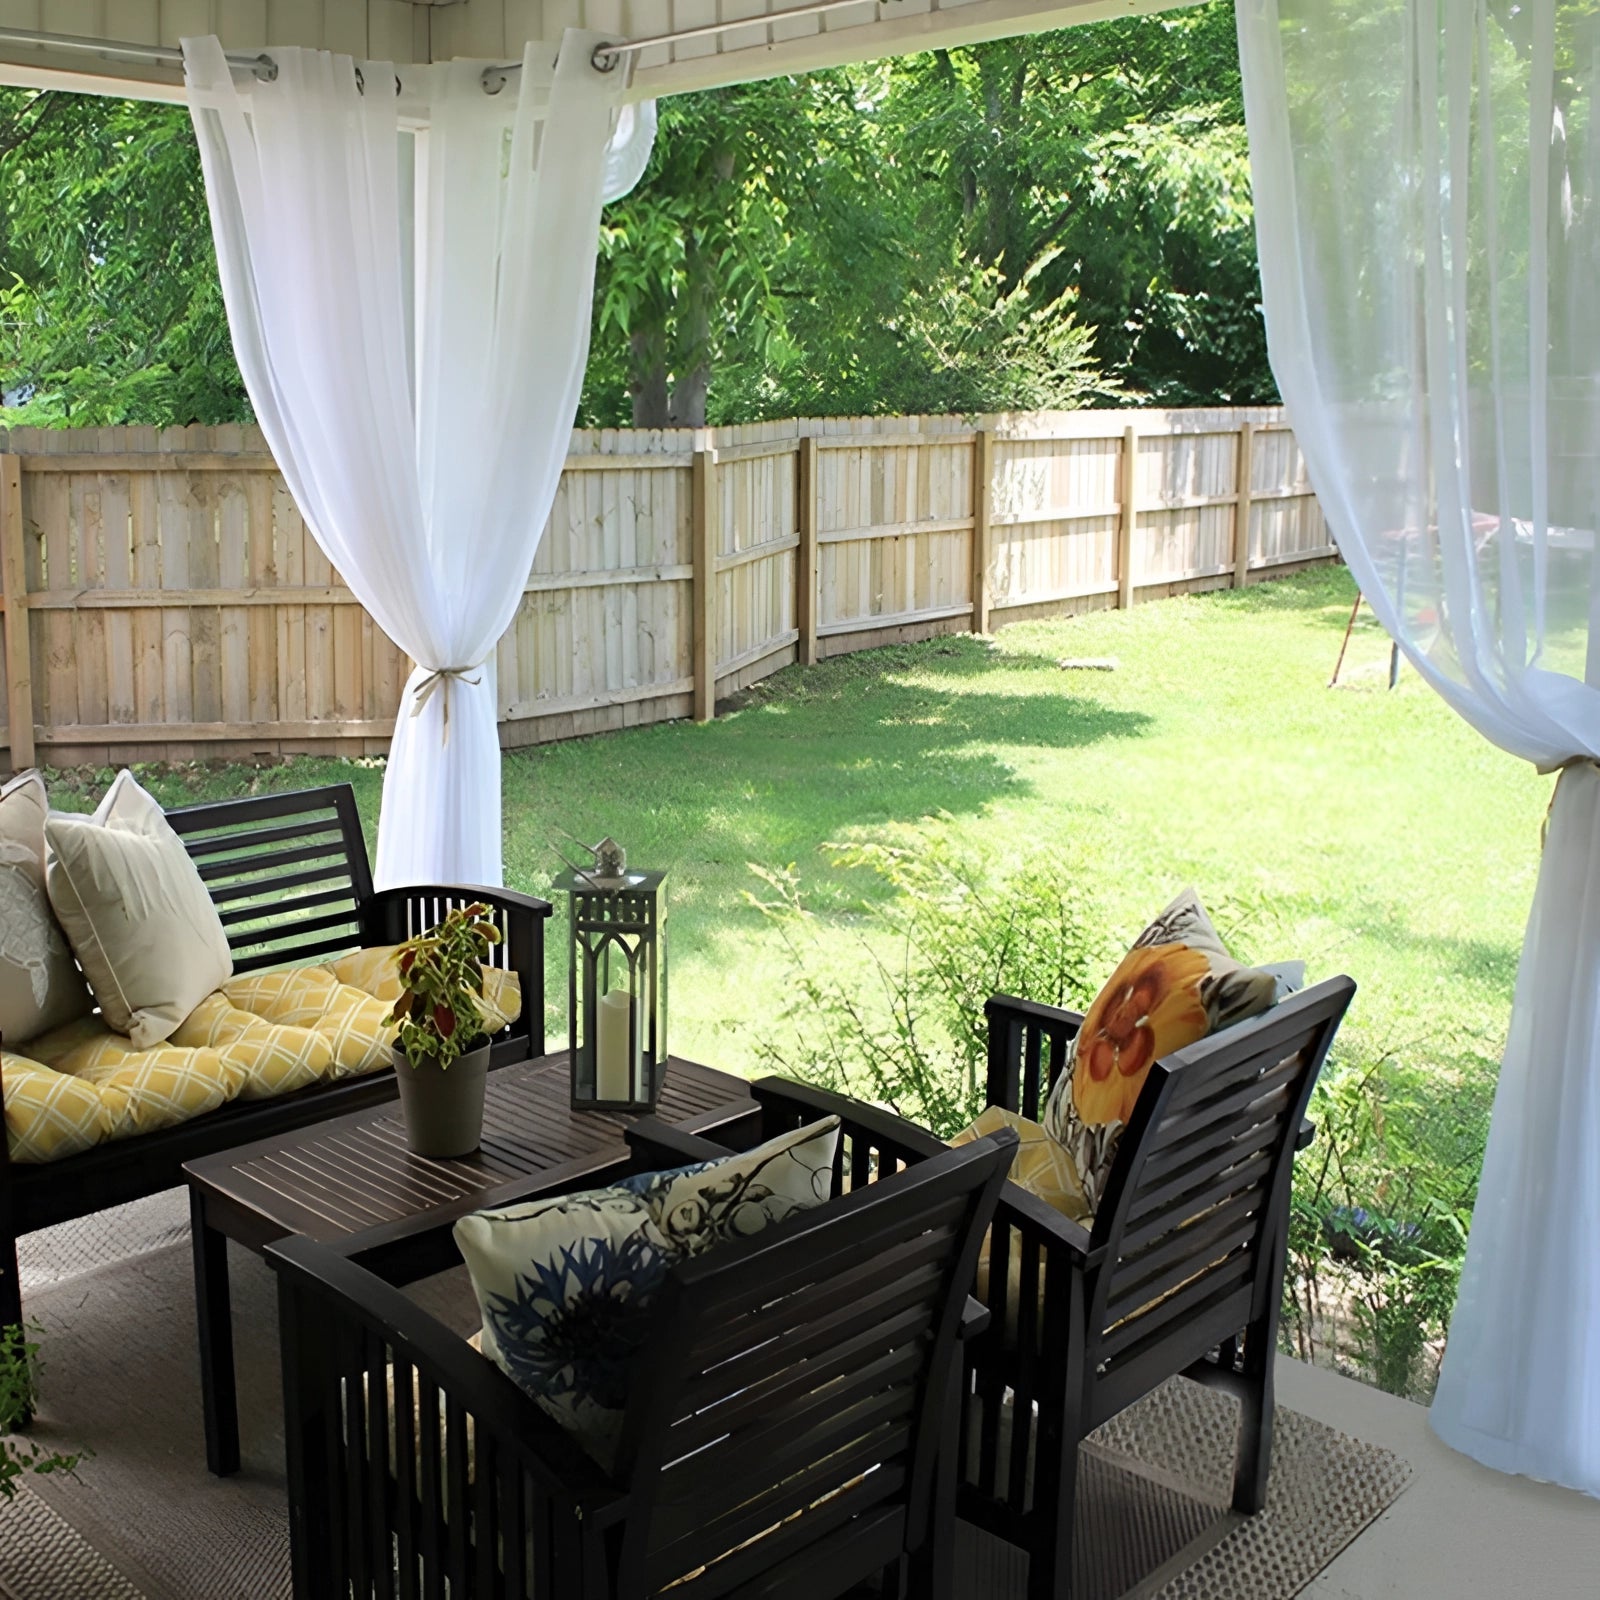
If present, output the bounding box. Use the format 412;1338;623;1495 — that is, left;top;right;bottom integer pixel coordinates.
409;666;483;746
1539;756;1600;850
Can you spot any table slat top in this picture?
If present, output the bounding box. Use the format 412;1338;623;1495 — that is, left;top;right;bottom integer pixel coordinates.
184;1055;749;1245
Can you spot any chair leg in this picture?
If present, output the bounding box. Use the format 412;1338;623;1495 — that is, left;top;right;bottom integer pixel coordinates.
1232;1321;1276;1515
1026;1421;1079;1600
906;1364;958;1600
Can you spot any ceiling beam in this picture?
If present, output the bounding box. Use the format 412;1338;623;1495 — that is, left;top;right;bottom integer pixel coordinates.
0;0;1190;105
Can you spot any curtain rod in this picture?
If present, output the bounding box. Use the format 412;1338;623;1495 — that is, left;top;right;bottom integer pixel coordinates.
482;0;900;91
0;25;277;81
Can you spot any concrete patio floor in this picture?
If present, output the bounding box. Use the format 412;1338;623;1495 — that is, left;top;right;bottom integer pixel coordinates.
1277;1357;1600;1599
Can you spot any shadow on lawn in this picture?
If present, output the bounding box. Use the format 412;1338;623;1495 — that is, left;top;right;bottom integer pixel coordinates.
509;650;1152;861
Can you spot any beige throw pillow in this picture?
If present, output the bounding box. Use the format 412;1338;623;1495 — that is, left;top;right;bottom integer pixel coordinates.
45;770;234;1048
0;772;94;1045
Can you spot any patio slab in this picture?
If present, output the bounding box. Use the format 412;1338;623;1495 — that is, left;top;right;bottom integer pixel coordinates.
1278;1357;1600;1599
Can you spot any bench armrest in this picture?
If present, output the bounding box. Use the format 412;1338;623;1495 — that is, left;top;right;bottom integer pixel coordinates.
361;883;553;1059
1296;1117;1316;1152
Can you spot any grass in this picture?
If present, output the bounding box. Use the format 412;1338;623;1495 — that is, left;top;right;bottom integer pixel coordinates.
49;565;1542;1396
78;565;1541;1091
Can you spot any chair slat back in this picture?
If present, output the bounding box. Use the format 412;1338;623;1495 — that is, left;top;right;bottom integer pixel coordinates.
611;1136;1015;1599
1085;977;1354;1419
166;784;372;973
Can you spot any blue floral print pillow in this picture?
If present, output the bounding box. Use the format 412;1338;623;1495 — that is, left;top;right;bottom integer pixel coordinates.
453;1115;840;1468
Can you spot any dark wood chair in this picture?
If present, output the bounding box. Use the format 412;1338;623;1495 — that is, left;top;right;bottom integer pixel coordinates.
965;976;1355;1599
637;980;1354;1600
267;1100;1019;1600
1;782;551;1331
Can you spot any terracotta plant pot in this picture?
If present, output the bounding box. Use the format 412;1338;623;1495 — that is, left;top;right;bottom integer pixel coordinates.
393;1041;490;1158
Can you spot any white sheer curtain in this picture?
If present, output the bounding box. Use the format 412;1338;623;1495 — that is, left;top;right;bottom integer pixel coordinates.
183;34;655;889
1239;0;1600;1494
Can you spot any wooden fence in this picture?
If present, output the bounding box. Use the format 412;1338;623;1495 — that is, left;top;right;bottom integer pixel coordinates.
0;409;1335;771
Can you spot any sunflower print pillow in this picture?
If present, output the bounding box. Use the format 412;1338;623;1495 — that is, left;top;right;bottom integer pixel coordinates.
1042;889;1278;1217
453;1115;839;1468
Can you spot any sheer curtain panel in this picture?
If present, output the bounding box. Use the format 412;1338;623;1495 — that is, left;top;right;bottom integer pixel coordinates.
183;34;653;888
1238;0;1600;1494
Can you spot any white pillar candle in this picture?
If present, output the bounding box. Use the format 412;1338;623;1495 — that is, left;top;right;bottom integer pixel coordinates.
595;987;634;1102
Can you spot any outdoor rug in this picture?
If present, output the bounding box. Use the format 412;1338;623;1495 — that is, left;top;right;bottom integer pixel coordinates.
2;1194;1412;1600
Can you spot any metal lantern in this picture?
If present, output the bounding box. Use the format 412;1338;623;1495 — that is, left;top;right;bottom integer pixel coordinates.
555;867;667;1112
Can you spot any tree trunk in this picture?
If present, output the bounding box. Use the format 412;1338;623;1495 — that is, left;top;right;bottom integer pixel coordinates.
629;320;671;429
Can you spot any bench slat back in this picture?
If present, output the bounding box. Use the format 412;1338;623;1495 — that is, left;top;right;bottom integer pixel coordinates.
167;785;373;974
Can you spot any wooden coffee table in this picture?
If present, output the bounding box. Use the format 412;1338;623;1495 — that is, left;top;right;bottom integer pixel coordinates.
183;1052;751;1475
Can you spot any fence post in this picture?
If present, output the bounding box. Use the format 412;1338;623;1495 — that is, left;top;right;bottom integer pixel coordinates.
0;454;34;772
971;428;994;634
1117;424;1138;610
1233;421;1257;587
691;446;716;723
796;435;819;666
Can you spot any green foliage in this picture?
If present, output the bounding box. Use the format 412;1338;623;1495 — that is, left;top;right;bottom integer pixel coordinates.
746;830;1108;1137
1284;1033;1488;1399
390;904;504;1070
0;90;246;427
0;4;1266;430
0;1326;85;1499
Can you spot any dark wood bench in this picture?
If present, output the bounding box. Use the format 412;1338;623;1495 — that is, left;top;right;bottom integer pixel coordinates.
0;782;552;1330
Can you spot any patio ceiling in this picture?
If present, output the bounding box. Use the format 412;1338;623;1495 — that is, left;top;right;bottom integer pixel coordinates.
0;0;1190;104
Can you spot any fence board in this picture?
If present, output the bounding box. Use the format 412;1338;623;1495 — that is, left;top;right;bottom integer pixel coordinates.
0;409;1333;768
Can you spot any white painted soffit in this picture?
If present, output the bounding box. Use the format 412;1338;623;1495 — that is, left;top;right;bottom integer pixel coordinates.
0;0;1190;105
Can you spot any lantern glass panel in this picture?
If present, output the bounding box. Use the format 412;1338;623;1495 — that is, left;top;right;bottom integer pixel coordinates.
554;868;666;1112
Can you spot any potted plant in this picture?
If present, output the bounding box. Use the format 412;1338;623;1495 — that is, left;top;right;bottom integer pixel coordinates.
389;903;502;1157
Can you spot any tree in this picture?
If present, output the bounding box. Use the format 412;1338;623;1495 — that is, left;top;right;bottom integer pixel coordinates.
0;90;246;427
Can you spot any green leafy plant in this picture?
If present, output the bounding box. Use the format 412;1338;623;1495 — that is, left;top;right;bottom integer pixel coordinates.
389;904;503;1070
0;1326;85;1500
746;829;1108;1138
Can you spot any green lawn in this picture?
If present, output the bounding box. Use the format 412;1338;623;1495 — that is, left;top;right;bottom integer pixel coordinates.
50;565;1540;1394
81;565;1540;1085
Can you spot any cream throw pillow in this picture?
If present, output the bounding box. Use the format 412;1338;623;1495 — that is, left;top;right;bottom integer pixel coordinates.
45;770;234;1048
0;772;93;1046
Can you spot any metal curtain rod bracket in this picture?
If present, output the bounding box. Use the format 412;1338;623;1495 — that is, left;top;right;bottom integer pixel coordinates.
480;0;904;94
0;24;276;80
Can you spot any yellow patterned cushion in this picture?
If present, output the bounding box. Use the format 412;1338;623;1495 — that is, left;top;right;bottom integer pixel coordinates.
172;992;333;1100
23;1016;243;1140
951;1105;1091;1328
222;970;394;1080
2;1048;112;1163
325;945;522;1034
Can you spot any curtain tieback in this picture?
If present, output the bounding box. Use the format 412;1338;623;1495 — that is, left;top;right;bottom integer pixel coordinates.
1539;756;1600;848
410;665;483;745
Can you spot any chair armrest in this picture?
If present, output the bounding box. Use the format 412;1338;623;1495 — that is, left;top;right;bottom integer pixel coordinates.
992;1178;1104;1269
749;1078;949;1165
1296;1117;1316;1152
625;1115;743;1170
984;995;1084;1121
268;1234;616;1505
958;1295;991;1343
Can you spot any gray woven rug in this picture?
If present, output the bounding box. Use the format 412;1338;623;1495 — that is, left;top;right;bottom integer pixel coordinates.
2;1195;1411;1600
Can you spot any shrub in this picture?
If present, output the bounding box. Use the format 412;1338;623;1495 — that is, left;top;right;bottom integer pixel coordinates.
746;828;1108;1138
